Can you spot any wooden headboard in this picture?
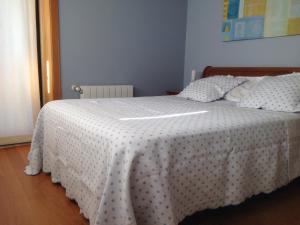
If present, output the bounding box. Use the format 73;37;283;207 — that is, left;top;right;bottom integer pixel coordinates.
202;66;300;78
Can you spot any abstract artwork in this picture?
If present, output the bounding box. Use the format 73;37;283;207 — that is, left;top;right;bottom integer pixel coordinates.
223;0;300;41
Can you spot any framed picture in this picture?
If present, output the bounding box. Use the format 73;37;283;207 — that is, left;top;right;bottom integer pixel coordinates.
223;0;300;41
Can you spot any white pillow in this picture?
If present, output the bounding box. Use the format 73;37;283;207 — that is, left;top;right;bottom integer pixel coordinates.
224;76;266;102
179;76;247;102
238;73;300;112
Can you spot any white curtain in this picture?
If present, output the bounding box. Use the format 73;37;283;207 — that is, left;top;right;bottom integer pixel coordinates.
0;0;40;140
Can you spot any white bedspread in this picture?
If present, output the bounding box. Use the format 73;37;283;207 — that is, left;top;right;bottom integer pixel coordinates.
25;96;300;225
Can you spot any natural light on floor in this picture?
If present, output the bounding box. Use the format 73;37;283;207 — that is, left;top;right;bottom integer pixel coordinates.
119;111;208;121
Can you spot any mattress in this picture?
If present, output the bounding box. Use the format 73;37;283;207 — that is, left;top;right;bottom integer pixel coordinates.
25;96;300;225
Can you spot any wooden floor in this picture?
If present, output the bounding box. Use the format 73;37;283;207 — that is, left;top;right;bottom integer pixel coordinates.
1;145;300;225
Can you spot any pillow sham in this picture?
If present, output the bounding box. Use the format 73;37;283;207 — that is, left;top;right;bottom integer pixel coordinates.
178;76;247;102
224;76;266;102
238;73;300;112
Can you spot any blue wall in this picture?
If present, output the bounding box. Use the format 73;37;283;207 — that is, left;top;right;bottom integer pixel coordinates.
184;0;300;86
59;0;187;98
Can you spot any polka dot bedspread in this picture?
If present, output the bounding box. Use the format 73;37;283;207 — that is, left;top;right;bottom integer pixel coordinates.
25;96;300;225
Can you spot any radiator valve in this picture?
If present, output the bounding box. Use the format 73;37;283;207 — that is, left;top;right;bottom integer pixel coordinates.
71;85;82;94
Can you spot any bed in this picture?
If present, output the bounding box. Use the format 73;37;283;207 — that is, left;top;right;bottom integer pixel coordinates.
26;67;300;225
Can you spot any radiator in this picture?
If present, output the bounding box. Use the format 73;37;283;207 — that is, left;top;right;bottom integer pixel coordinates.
73;85;134;99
